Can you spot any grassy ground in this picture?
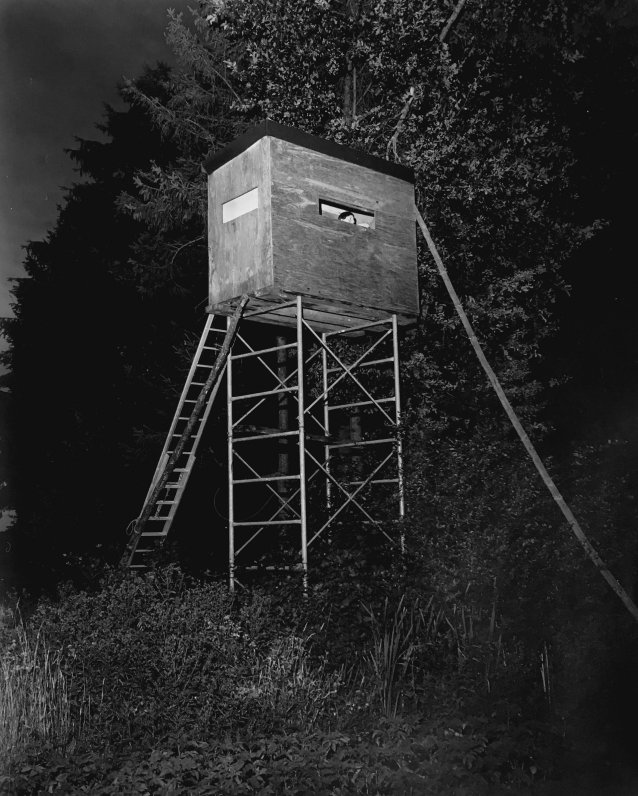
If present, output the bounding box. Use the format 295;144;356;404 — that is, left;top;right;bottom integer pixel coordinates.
0;566;635;794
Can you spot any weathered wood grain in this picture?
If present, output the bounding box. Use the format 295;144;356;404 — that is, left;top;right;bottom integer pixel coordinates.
208;137;272;303
207;132;418;326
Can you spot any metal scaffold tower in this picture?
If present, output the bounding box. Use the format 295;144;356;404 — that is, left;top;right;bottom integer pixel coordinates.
227;295;404;590
124;121;419;583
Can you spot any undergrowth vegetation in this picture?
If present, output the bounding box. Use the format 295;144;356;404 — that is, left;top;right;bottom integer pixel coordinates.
0;564;566;794
0;617;74;775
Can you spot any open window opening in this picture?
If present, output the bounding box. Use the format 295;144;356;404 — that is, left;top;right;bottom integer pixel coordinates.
319;199;375;229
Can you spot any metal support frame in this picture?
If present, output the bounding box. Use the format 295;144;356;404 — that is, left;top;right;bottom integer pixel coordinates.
226;297;404;590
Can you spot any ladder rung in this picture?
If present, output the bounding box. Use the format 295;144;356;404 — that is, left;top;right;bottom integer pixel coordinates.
155;500;177;505
177;416;203;421
141;531;169;537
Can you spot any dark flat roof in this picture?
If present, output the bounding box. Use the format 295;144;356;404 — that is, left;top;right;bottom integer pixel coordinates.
204;120;414;183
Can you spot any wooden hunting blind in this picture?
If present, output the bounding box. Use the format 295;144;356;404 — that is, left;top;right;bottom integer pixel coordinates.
125;122;416;588
205;120;418;330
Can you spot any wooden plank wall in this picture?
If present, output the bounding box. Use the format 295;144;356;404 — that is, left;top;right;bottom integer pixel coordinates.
269;138;418;318
208;138;272;306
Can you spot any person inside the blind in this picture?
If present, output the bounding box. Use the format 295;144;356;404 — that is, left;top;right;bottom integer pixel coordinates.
338;210;357;224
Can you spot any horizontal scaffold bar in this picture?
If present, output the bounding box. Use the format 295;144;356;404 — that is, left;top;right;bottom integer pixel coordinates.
327;437;396;449
231;341;298;360
231;386;297;401
327;397;395;411
234;430;299;443
233;519;302;526
325;356;394;374
233;474;301;484
324;317;393;337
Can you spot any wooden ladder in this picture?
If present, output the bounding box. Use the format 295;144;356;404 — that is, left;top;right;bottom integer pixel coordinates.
123;298;249;570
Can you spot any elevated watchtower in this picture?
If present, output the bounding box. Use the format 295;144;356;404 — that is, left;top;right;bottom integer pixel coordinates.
125;123;418;587
205;123;418;588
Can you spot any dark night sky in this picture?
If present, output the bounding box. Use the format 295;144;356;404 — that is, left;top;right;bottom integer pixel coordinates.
0;0;190;330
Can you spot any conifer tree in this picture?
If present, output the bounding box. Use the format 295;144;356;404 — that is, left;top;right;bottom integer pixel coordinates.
0;67;207;589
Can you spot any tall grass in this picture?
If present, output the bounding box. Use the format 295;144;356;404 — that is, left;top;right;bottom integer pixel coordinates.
243;634;345;730
364;591;507;718
0;617;72;773
364;595;430;717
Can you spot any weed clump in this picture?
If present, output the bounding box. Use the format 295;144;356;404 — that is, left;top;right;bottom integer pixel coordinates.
0;564;563;794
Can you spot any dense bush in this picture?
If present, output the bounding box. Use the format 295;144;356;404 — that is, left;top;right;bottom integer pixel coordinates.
0;564;565;794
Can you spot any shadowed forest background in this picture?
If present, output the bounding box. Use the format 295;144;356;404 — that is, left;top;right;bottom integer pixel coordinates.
1;1;638;793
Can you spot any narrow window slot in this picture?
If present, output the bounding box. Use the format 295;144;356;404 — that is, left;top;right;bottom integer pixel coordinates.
223;187;259;223
319;199;375;229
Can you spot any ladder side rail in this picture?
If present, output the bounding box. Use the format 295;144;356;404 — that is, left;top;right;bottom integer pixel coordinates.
147;314;219;485
136;314;218;511
140;451;196;545
124;297;249;567
144;356;227;535
143;453;170;506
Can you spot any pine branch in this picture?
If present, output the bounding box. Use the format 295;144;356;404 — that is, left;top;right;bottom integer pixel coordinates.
127;84;216;145
166;15;243;104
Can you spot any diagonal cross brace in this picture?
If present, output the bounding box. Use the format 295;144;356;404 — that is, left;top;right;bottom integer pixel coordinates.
307;448;396;546
303;320;396;424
